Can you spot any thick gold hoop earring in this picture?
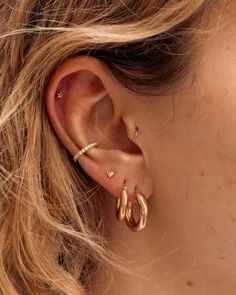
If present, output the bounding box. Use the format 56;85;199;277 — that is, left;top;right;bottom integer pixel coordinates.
116;185;128;221
125;190;148;232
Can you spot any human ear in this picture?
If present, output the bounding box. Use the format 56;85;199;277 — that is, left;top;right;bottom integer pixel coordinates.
45;56;153;200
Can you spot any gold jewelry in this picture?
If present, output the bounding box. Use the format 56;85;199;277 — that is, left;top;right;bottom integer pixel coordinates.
106;169;116;178
73;142;98;162
116;184;128;221
132;127;139;143
125;189;148;232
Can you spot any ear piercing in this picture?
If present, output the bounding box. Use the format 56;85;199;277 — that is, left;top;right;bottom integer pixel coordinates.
73;142;98;162
106;169;116;178
56;90;63;99
71;131;147;232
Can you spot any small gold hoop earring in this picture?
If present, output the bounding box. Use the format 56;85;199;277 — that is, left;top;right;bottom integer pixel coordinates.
73;142;98;162
132;127;139;143
125;189;148;232
116;183;128;221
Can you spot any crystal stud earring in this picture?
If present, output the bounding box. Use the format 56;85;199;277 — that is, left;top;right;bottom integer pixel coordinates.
56;90;63;99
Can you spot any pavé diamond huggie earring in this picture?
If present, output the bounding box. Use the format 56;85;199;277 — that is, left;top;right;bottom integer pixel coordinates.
73;142;98;162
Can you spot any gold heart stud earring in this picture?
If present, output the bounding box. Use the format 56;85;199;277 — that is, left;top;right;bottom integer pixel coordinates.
106;169;116;178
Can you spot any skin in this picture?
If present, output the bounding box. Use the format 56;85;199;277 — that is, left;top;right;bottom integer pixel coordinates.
45;3;236;295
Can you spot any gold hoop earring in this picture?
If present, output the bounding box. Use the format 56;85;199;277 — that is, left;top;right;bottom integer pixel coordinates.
132;126;139;143
116;184;128;221
125;190;148;232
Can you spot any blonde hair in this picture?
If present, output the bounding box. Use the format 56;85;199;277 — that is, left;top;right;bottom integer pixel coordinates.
0;1;211;294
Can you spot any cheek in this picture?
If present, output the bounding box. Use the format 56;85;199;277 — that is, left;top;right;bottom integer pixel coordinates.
143;78;236;265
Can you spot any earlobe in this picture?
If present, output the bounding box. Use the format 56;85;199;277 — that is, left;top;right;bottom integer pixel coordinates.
45;55;153;203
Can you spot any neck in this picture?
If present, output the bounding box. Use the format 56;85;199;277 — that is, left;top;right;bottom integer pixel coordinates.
91;190;230;295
